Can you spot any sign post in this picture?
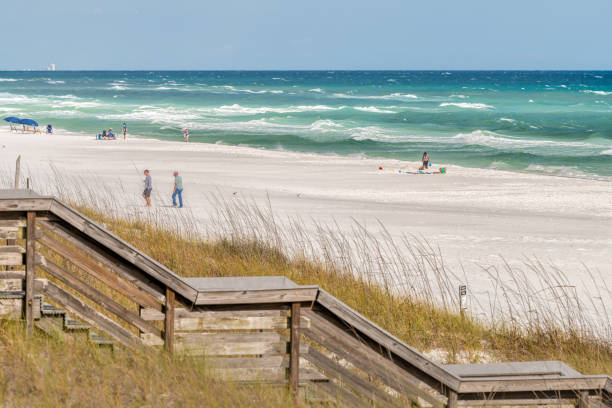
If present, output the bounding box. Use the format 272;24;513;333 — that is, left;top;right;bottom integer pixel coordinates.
459;284;468;320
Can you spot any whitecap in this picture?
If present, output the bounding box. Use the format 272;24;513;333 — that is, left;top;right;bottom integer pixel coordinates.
601;149;612;155
528;99;534;103
499;117;516;123
110;85;127;90
354;106;395;114
449;94;468;99
333;92;418;101
309;88;324;93
582;90;612;96
47;80;66;84
0;78;19;82
439;102;494;110
451;130;591;149
201;104;344;116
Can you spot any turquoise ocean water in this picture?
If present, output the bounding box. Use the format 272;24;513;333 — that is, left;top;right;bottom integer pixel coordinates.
1;71;610;178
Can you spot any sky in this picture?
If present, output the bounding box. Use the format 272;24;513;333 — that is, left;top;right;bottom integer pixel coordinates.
2;0;611;70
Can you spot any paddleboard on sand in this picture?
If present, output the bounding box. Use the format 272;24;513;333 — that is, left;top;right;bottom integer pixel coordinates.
378;166;447;175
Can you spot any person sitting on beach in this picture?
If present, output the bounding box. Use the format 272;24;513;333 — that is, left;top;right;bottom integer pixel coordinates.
108;128;115;139
419;152;431;170
46;124;53;134
142;169;153;207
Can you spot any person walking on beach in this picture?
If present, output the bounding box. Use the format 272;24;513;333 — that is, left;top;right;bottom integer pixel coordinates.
142;169;153;207
122;122;127;140
172;171;183;208
182;128;189;143
420;152;431;170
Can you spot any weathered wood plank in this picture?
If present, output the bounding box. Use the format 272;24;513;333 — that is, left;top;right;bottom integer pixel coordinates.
39;279;139;347
37;259;162;338
0;252;24;266
457;377;610;393
0;298;22;319
25;211;35;336
174;333;310;357
38;220;165;303
176;331;283;345
0;246;25;253
304;346;398;407
316;289;461;390
303;309;445;408
446;389;457;408
0;278;23;291
289;302;300;396
48;200;198;301
175;315;290;331
141;306;288;321
213;366;325;382
192;288;318;305
0;229;19;240
164;287;175;354
0;219;26;228
38;233;162;311
456;398;576;406
207;356;287;369
0;199;52;212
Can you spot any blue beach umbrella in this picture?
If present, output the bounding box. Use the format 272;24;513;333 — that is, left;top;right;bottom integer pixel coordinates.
3;117;20;123
18;118;38;127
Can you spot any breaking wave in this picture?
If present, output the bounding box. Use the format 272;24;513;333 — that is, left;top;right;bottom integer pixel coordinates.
440;102;494;110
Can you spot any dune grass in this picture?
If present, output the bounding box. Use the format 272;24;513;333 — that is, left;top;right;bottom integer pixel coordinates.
0;321;299;407
71;203;612;376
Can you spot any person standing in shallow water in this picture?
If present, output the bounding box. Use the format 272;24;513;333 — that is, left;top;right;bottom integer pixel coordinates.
142;169;152;207
122;122;127;140
172;171;183;208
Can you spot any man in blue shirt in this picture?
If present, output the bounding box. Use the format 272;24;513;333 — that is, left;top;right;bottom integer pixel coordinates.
172;171;183;208
142;169;152;207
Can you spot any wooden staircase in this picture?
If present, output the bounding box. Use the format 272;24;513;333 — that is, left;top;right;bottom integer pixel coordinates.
0;189;610;408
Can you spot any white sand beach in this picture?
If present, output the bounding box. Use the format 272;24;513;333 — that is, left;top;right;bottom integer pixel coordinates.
2;129;611;325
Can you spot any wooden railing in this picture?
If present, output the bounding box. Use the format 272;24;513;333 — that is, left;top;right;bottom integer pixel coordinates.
0;191;609;408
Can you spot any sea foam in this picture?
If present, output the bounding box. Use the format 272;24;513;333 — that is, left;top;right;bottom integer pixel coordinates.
583;90;612;96
440;102;493;110
354;106;395;114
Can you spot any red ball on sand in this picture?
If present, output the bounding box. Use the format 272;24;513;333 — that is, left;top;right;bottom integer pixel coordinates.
378;166;383;170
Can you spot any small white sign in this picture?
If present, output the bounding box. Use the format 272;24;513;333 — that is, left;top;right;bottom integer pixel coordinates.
459;284;468;310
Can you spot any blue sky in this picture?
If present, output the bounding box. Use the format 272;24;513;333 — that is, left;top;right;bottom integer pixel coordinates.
3;0;611;70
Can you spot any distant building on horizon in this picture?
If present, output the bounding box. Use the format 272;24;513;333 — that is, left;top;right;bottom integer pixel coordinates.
48;64;56;71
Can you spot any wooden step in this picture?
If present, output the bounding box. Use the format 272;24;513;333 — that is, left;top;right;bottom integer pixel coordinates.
64;317;90;331
41;302;66;317
90;332;114;347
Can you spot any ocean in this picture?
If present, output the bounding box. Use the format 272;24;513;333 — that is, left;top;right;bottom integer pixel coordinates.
1;71;610;178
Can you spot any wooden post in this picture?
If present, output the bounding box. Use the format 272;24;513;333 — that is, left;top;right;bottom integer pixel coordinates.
578;391;589;408
14;155;21;189
446;389;458;408
25;211;36;336
459;284;467;321
164;287;175;354
289;302;301;397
